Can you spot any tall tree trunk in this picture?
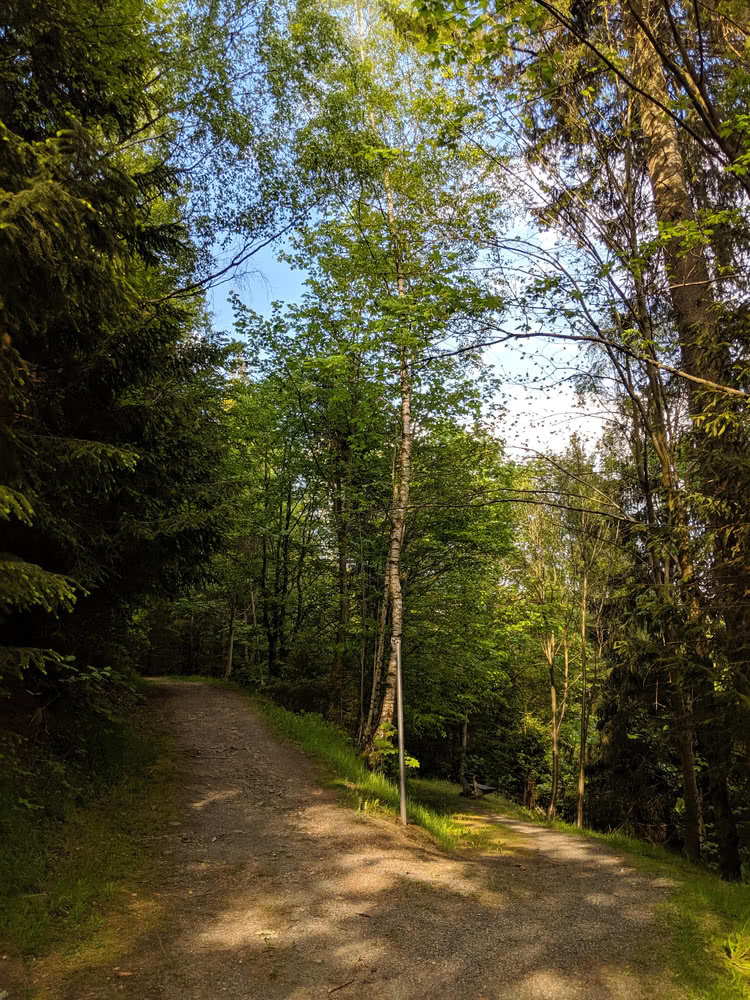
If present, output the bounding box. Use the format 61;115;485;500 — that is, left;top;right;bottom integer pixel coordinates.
374;345;412;743
547;635;569;821
367;159;413;752
329;445;352;721
544;632;564;820
260;457;274;676
357;531;368;744
699;693;742;880
249;587;262;670
618;160;720;868
576;572;588;828
329;521;349;721
629;31;745;879
277;476;293;667
293;526;308;640
224;603;236;679
459;715;468;783
670;677;702;863
362;441;400;748
628;2;727;391
362;564;390;746
548;668;559;821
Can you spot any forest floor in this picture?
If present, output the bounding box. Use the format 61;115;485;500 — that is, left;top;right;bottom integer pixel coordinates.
22;680;687;1000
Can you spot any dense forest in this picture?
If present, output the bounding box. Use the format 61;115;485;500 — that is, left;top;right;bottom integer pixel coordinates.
2;0;749;894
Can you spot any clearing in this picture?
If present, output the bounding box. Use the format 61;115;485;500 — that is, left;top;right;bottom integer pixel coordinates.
36;680;680;999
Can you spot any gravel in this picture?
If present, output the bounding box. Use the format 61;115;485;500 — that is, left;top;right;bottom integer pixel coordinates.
50;681;681;1000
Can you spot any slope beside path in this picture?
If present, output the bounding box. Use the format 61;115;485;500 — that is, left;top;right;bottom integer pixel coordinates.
49;681;679;1000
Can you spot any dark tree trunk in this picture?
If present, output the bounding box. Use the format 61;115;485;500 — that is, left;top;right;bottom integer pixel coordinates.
224;603;236;679
670;680;702;863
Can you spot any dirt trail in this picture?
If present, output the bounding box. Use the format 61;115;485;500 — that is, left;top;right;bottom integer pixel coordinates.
51;681;679;1000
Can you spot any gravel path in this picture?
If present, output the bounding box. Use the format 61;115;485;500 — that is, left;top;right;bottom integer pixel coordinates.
54;681;679;1000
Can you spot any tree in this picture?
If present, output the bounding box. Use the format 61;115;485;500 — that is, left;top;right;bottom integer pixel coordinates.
0;0;228;744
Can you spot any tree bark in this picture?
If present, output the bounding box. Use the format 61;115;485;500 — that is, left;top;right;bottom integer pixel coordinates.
375;346;412;743
459;715;468;782
670;678;702;863
544;631;565;821
329;444;352;721
547;635;569;820
362;562;390;746
576;572;588;828
699;694;742;880
224;603;236;679
628;1;728;392
366;158;413;754
548;667;559;821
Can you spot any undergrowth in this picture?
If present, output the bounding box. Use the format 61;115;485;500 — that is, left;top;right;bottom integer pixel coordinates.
0;689;173;961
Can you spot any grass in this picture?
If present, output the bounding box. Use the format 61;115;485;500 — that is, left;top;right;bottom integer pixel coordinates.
0;694;177;990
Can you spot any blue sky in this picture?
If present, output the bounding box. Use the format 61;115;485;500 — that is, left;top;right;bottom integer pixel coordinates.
207;241;306;333
209;240;606;454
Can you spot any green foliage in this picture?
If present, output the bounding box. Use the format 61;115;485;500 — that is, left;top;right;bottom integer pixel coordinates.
0;0;230;703
0;559;78;615
0;5;246;945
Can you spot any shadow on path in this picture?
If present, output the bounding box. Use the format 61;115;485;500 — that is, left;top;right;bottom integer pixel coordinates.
52;682;679;1000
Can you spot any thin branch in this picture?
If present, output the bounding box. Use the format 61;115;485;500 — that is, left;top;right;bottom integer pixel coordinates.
419;328;750;399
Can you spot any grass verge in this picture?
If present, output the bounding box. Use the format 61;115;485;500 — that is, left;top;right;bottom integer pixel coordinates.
251;696;517;853
0;689;176;994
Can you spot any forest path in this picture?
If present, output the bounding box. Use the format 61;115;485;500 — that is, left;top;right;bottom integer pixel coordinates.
53;681;679;1000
